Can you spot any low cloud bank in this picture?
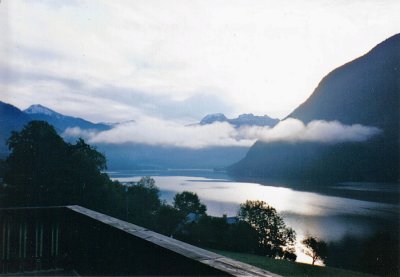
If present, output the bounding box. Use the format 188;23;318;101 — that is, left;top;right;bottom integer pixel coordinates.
63;117;381;149
241;118;381;144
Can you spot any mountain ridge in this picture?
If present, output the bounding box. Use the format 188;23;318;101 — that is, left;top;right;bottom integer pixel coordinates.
0;102;254;169
23;104;111;134
24;104;64;118
0;101;111;156
288;33;399;132
200;113;279;127
229;34;400;182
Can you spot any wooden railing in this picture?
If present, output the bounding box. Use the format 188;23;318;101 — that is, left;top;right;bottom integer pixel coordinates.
0;206;280;276
1;207;65;274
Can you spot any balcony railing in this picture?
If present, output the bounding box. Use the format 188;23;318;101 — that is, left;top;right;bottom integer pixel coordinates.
0;205;280;276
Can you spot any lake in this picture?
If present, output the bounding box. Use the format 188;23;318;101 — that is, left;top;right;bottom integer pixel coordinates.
109;169;399;265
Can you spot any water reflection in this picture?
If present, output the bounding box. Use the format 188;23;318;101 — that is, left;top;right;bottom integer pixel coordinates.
112;173;399;264
114;175;397;218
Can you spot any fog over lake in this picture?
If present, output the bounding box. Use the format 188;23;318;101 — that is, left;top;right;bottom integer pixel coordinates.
110;170;399;264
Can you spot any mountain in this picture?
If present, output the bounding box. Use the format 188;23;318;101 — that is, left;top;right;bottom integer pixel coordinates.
0;102;250;169
24;104;111;133
229;114;279;127
200;113;279;127
0;102;31;156
0;102;112;158
200;113;228;125
24;104;63;117
229;34;400;182
288;35;399;136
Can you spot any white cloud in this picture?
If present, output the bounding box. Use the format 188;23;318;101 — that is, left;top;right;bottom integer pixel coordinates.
240;118;382;144
63;127;97;139
63;117;381;149
83;117;251;148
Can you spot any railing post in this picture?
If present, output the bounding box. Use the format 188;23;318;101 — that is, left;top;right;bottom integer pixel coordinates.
55;223;59;256
0;208;67;274
23;222;27;271
51;223;54;257
2;223;5;272
1;221;7;273
18;222;22;272
35;222;43;271
6;222;10;273
50;222;60;269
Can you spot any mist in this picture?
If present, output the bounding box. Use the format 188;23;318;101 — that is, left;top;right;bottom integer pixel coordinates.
63;117;381;149
242;118;381;144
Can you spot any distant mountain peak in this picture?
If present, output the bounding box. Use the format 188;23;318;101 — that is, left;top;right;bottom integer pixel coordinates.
21;103;111;132
24;104;62;118
200;113;228;125
200;112;279;127
237;113;254;118
231;114;279;127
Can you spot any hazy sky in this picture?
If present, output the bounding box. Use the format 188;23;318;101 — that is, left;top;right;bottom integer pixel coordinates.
1;0;399;123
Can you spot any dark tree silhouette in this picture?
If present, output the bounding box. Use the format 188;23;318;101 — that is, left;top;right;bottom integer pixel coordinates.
5;121;69;205
302;236;328;265
3;121;116;212
173;191;207;215
225;221;259;253
361;231;399;276
153;203;185;237
238;200;296;259
126;177;161;227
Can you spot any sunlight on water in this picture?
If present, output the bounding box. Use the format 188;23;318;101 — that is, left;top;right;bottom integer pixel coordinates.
112;174;399;264
115;175;395;218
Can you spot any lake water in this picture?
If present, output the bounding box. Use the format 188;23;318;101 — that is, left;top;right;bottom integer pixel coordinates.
109;169;399;265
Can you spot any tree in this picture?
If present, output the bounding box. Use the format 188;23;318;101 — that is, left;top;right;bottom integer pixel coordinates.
3;121;113;210
153;203;185;237
3;122;172;231
66;138;108;207
173;191;207;215
302;236;327;265
126;177;161;227
183;215;229;249
238;200;296;259
361;232;399;276
5;121;70;205
225;221;259;253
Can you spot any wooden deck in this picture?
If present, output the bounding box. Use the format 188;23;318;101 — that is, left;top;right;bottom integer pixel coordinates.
1;205;282;276
66;205;281;276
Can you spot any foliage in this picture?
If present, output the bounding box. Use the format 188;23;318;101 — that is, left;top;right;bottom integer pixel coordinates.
180;215;229;248
5;121;68;205
152;203;185;237
4;121;113;208
126;177;161;228
173;191;207;215
175;215;259;254
361;231;399;276
224;221;259;253
176;200;295;259
302;236;328;265
0;159;5;177
238;200;296;259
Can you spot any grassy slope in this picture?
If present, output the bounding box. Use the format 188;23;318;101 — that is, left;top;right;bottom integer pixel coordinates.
212;249;376;277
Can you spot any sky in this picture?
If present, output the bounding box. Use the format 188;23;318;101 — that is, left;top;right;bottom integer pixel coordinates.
1;0;399;124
